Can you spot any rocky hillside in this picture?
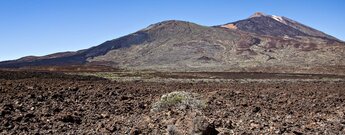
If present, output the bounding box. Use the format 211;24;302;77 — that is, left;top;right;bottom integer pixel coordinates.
1;12;344;73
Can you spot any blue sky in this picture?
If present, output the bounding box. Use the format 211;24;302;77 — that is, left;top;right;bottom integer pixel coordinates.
0;0;344;61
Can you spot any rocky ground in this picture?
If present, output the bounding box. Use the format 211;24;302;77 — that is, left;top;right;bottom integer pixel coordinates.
0;71;345;134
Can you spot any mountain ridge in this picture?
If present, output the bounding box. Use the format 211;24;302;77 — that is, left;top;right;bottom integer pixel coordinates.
1;12;344;74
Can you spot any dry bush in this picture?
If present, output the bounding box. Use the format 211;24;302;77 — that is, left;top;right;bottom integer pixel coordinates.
151;91;206;112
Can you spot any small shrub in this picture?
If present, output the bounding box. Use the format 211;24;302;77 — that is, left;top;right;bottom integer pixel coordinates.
167;125;178;135
151;91;206;112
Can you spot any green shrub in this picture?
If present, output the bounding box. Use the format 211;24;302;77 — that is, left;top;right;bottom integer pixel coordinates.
151;91;206;112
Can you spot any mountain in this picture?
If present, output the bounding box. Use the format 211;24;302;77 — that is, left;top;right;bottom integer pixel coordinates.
221;12;338;40
1;12;345;73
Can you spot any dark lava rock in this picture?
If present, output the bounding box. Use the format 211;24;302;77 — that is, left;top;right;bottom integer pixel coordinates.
293;131;304;135
202;124;219;135
60;115;82;124
4;122;14;130
3;104;14;111
252;106;261;113
23;113;36;122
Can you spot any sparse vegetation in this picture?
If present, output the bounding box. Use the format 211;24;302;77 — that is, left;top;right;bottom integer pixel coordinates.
167;125;178;135
151;91;206;112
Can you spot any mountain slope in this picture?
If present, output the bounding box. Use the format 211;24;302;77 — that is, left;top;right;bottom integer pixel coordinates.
88;20;241;69
0;29;151;68
0;13;344;73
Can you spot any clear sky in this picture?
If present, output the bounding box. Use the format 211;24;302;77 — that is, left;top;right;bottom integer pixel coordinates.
0;0;344;61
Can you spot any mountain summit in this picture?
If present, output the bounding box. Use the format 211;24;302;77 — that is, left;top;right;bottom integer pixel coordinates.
221;12;338;40
249;12;267;18
1;12;344;73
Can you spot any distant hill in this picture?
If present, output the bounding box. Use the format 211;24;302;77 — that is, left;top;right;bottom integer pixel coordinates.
1;12;344;74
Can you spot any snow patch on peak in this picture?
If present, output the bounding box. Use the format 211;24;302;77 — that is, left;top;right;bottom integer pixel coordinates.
271;15;287;24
